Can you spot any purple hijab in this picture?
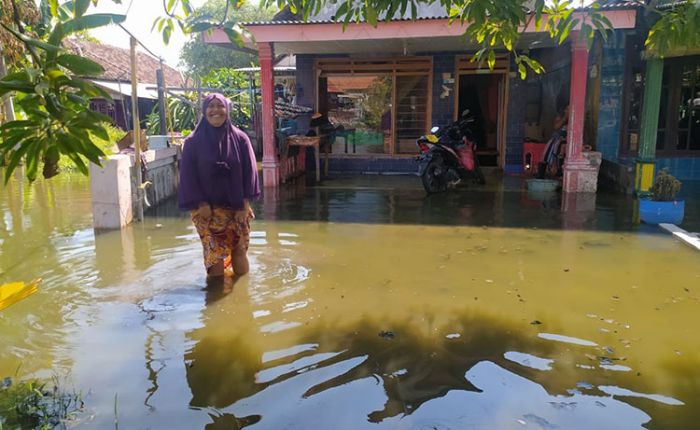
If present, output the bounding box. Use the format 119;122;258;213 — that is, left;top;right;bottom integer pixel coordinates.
178;93;260;211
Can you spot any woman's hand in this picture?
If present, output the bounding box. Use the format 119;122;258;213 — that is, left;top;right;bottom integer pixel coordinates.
235;200;254;223
198;203;212;220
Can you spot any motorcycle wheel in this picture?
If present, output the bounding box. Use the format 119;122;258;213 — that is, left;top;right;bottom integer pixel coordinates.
421;156;448;193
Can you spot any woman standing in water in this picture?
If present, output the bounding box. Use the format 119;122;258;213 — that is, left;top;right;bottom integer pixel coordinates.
179;93;260;277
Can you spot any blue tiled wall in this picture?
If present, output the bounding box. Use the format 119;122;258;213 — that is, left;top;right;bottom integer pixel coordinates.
328;157;417;174
505;65;525;174
656;158;700;181
596;33;625;161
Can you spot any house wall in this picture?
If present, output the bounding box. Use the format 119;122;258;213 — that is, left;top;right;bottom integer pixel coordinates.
594;31;700;187
595;32;626;161
429;53;456;128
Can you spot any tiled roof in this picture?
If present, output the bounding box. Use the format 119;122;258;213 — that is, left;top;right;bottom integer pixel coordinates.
64;38;184;86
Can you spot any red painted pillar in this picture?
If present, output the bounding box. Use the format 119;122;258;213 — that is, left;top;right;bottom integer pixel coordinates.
258;42;279;187
562;32;597;193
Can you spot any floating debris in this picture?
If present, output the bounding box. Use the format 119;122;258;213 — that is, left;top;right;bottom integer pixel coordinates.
445;333;461;339
0;280;41;312
530;320;542;325
378;330;395;340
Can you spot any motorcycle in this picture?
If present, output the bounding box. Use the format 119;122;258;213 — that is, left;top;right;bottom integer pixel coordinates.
416;110;486;194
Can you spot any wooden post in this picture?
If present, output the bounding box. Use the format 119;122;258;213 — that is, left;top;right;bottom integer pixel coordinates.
258;42;280;187
156;63;167;135
635;58;663;195
130;36;144;222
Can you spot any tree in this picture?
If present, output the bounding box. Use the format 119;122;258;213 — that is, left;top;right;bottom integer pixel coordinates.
179;0;277;77
0;0;125;181
0;0;697;182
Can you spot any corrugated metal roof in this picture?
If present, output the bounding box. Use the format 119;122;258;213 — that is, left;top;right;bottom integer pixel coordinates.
244;1;640;26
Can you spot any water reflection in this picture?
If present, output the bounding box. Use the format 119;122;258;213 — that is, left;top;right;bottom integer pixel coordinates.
184;302;675;429
1;171;698;429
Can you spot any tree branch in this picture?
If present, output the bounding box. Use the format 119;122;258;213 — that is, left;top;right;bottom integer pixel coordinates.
219;0;231;26
9;0;41;65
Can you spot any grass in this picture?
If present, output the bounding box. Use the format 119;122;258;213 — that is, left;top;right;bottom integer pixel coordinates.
0;375;83;430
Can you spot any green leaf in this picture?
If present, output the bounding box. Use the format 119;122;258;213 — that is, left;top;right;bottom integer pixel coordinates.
49;0;60;17
223;28;243;46
365;6;378;26
63;14;127;34
3;139;35;184
0;120;34;132
190;21;214;33
57;54;105;76
0;81;35;97
518;62;526;79
0;23;62;53
66;78;111;99
74;0;91;17
487;50;495;69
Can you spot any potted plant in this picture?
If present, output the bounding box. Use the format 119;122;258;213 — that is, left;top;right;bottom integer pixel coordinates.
639;168;684;224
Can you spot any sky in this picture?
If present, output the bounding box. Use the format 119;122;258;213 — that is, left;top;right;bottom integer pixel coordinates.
88;0;208;68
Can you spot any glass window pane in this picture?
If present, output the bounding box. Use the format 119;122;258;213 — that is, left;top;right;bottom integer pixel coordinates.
656;131;665;150
395;75;429;154
326;75;392;155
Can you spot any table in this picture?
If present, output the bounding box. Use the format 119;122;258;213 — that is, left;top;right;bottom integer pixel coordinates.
287;135;330;182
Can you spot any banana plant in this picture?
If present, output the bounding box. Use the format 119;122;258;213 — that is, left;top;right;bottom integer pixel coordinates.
0;0;125;182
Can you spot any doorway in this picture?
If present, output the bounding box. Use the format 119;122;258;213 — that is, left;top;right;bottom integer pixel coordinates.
457;73;505;167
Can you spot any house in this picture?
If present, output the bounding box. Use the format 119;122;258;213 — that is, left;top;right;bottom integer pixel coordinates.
204;2;698;193
64;38;185;131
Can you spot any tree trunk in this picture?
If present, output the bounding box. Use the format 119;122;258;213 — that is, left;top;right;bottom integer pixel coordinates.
0;56;16;124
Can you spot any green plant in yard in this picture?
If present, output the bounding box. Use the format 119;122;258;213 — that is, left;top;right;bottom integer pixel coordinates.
201;68;254;127
57;123;124;173
0;0;125;183
360;77;392;131
0;375;83;429
650;168;681;202
146;94;198;134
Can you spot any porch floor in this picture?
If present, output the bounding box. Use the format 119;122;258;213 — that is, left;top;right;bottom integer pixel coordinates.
260;173;700;232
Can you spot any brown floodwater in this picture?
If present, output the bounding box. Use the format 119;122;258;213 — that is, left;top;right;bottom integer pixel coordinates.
1;171;699;429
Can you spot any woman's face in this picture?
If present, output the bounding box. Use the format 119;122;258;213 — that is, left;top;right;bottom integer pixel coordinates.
206;98;227;127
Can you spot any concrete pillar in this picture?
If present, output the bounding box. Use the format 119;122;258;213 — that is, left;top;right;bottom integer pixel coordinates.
258;42;280;187
635;58;663;195
90;155;134;229
563;33;599;193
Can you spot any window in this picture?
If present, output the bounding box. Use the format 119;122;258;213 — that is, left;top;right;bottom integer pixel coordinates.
316;57;432;155
622;51;700;155
322;75;393;155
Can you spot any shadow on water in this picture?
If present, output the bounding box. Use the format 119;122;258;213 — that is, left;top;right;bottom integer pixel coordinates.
183;288;685;429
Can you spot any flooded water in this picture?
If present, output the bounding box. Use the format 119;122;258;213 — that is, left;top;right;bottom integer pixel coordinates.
1;170;699;429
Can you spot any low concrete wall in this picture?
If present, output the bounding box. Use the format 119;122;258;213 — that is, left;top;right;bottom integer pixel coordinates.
90;146;180;229
598;158;635;194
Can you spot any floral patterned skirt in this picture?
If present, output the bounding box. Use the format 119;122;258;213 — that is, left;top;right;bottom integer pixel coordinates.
191;208;251;271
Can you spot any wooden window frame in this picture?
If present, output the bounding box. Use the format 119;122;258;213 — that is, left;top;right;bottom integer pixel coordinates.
315;56;433;157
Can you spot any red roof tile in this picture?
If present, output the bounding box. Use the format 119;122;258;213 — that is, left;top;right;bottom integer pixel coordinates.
64;38;184;86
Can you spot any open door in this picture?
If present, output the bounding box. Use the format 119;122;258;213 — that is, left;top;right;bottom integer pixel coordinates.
457;74;503;167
